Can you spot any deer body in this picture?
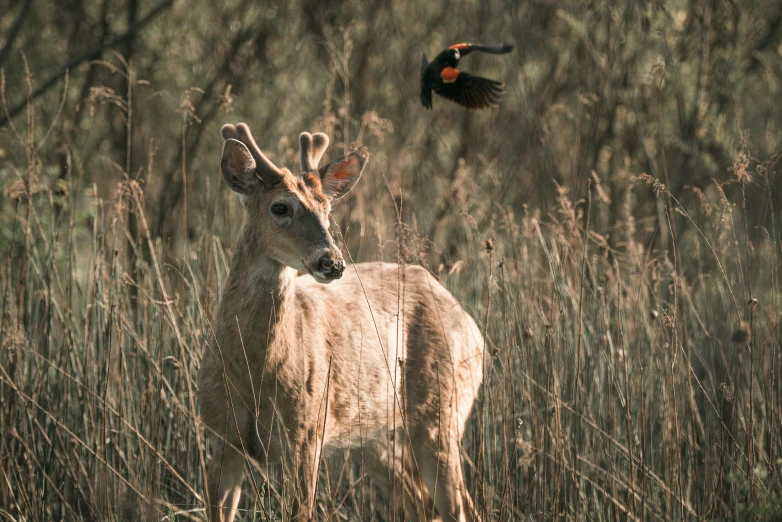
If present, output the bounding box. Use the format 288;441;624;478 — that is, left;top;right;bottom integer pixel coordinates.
198;123;483;522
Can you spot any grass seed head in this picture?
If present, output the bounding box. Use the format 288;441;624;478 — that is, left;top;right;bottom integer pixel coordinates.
719;382;735;401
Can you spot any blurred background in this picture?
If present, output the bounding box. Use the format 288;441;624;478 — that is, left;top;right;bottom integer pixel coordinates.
1;0;782;520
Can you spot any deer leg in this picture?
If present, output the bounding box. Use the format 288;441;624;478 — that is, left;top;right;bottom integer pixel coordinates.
206;443;245;522
413;439;479;522
291;430;322;521
352;441;436;522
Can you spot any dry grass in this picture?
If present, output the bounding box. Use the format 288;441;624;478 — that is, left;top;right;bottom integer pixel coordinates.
2;102;781;520
2;1;782;520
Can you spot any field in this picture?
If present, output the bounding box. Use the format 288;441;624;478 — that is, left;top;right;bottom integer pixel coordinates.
1;0;782;520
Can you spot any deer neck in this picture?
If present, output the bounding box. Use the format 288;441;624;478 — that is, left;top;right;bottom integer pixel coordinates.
217;225;298;367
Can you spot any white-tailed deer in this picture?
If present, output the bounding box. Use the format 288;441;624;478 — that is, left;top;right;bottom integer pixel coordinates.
198;122;484;522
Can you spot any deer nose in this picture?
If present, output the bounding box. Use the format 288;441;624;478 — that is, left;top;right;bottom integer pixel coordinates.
318;254;344;279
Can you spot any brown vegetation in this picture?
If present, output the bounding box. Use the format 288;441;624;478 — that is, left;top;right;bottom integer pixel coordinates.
1;0;782;520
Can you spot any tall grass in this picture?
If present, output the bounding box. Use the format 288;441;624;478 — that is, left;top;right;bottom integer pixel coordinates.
2;4;782;519
2;89;781;521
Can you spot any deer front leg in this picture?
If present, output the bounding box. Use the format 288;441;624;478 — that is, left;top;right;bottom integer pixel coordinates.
206;442;245;522
290;429;323;521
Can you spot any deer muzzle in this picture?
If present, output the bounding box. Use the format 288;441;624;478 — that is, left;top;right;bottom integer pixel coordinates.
316;253;345;280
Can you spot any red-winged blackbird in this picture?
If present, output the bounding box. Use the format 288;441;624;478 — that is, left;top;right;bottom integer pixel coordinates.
421;43;513;110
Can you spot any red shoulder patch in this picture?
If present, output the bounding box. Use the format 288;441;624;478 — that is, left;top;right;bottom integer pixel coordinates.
440;67;460;83
448;43;469;50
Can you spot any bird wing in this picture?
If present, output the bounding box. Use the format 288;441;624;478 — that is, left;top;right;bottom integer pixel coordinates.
420;53;433;109
432;69;505;109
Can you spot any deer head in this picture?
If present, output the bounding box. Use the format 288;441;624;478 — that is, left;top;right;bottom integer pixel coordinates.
219;123;367;282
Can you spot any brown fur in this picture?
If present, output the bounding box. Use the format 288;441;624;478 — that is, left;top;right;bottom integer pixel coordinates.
198;123;484;522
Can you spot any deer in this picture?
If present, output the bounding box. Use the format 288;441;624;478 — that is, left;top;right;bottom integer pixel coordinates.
198;122;484;522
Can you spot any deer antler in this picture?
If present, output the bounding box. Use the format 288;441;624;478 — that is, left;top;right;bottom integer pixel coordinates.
299;131;330;173
221;123;284;188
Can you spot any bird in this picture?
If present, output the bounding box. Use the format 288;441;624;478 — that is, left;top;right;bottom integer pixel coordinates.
420;43;513;110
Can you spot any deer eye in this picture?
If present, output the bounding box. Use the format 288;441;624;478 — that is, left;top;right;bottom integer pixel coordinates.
271;203;289;216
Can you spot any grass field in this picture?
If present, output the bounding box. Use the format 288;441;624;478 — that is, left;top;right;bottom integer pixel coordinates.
2;1;782;520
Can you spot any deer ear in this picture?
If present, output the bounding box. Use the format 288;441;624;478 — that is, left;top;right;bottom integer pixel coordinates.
319;149;368;200
221;138;259;194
